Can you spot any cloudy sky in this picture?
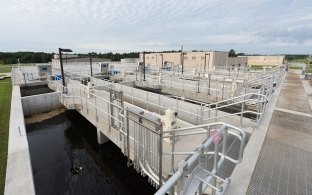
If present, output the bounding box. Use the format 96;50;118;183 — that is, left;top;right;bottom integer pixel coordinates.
0;0;311;54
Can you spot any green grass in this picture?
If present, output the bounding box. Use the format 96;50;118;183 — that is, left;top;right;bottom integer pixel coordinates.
0;65;12;73
288;67;303;70
0;78;12;194
250;65;265;70
289;58;310;65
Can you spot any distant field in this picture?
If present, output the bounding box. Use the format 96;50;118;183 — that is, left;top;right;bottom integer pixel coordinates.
289;58;310;65
0;78;12;194
250;65;264;69
0;65;12;73
288;67;302;70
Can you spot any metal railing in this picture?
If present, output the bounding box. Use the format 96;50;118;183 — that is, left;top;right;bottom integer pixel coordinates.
156;122;246;195
49;77;247;195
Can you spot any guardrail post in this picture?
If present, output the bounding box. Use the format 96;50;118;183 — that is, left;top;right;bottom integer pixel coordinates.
159;130;163;187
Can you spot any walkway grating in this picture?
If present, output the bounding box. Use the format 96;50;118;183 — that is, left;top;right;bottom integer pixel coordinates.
247;72;312;195
247;138;312;195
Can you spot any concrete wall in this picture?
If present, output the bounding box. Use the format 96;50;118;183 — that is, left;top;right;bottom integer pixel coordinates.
243;55;285;66
5;86;35;195
21;91;63;116
228;57;248;69
121;58;139;63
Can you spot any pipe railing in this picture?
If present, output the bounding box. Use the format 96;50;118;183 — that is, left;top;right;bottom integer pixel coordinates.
155;122;246;195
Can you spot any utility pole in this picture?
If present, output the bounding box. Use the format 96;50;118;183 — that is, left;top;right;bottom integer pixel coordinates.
143;51;146;81
181;45;184;74
89;53;93;77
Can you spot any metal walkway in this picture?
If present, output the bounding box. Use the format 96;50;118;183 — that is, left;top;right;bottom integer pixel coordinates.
247;72;312;195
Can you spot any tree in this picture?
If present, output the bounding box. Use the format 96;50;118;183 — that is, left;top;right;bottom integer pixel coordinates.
228;49;236;57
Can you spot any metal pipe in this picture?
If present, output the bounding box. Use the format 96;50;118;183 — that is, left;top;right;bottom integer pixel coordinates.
89;53;93;76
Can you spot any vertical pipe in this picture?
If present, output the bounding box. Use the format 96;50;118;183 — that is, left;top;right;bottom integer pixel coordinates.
171;131;175;172
181;46;184;74
59;48;66;87
143;51;146;81
159;131;163;186
89;53;93;76
211;142;219;195
222;78;225;101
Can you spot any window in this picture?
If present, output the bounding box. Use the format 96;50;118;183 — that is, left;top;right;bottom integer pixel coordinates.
152;56;154;59
201;56;205;60
184;56;188;60
192;56;196;60
147;57;149;59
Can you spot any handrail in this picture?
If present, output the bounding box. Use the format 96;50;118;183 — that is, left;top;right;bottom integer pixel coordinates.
155;123;246;195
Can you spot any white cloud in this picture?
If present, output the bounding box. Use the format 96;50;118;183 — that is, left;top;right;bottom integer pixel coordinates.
0;0;311;54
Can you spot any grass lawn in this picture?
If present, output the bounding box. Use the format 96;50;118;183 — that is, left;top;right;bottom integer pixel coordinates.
0;65;12;73
250;65;265;69
0;78;12;194
288;67;303;70
289;58;310;65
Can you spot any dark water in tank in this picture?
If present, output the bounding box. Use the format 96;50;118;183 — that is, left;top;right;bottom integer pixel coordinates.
26;110;156;195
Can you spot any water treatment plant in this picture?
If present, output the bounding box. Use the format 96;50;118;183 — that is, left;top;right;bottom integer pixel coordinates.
3;50;312;195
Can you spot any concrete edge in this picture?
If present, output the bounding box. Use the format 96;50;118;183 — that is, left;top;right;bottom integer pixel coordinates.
4;86;36;195
20;91;60;99
225;74;286;195
300;77;312;111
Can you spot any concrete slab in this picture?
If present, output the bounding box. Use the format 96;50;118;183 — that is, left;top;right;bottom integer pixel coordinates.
276;74;312;114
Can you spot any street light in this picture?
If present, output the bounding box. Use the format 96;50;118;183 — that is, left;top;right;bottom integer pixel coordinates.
143;51;146;81
181;45;184;74
58;48;73;88
89;53;93;77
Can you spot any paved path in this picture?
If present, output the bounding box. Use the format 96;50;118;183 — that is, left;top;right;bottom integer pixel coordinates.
247;71;312;195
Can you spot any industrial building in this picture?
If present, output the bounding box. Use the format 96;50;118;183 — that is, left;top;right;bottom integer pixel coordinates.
140;52;285;72
139;51;228;71
242;55;285;67
227;56;248;70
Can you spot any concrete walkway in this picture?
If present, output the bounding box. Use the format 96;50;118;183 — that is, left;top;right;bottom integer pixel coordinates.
247;71;312;194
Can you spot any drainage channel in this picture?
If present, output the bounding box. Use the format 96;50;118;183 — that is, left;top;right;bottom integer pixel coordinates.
26;110;156;195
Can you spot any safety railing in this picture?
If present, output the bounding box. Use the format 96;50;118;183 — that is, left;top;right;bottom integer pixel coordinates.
155;122;246;195
48;80;127;152
47;72;252;195
89;75;271;128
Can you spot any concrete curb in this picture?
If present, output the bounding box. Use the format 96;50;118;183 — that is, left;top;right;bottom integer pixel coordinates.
4;86;35;195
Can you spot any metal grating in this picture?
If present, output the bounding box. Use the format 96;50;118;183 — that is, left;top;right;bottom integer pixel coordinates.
247;138;312;195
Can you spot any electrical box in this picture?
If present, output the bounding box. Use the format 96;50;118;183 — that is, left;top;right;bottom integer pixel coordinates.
99;62;109;75
137;62;144;72
37;64;52;77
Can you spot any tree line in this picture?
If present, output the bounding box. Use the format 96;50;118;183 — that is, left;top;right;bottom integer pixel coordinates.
0;51;308;64
0;52;140;64
0;52;53;64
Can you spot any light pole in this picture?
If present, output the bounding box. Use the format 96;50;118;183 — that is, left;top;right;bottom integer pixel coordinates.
143;51;146;81
58;48;73;87
181;45;184;74
89;53;93;77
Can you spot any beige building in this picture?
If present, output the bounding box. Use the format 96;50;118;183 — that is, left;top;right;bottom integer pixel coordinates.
242;55;285;67
139;51;228;71
227;57;248;70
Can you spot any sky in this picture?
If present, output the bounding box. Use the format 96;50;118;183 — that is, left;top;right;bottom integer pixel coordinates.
0;0;311;54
